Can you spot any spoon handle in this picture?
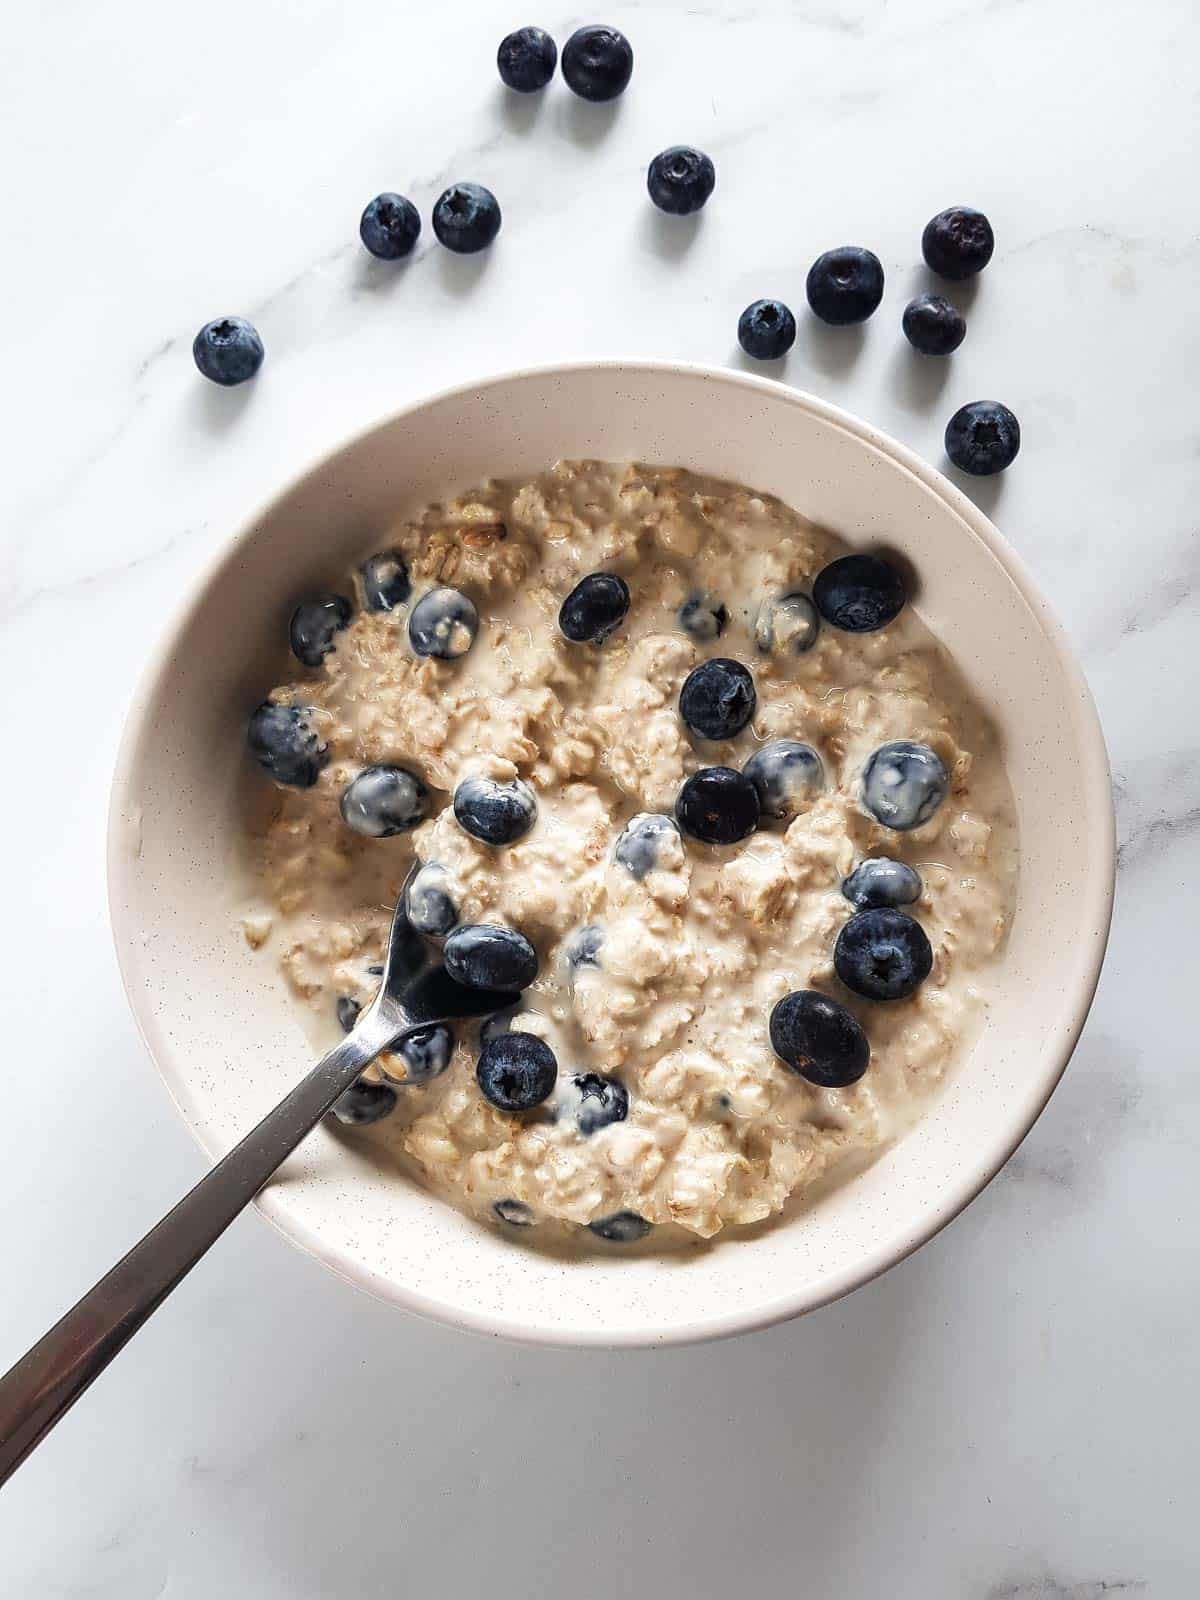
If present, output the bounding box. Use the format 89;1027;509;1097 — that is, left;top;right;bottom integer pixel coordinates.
0;1016;398;1488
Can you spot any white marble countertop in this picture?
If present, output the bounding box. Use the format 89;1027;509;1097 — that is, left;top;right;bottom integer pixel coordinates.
1;0;1194;1593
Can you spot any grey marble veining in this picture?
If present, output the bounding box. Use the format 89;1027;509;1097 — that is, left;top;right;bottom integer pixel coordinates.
0;0;1196;1594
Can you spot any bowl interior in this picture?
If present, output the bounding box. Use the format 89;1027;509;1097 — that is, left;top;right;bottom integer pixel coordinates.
109;364;1112;1346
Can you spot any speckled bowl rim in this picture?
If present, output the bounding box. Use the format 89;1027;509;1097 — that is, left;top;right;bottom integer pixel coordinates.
108;360;1115;1349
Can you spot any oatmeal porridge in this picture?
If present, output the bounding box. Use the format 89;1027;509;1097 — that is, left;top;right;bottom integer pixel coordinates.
241;461;1016;1248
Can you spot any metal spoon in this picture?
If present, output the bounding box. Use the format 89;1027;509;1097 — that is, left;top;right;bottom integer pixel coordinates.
0;885;473;1487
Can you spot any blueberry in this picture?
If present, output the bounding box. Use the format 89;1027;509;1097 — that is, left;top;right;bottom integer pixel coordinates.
835;908;932;1001
497;26;557;91
675;767;760;845
453;775;537;845
565;924;604;971
737;298;796;360
678;593;727;641
405;862;458;937
769;990;870;1088
862;740;949;831
289;595;352;667
679;658;756;741
902;294;965;356
494;1198;535;1226
444;924;539;991
192;317;264;386
613;812;680;878
360;549;411;611
408;587;479;659
753;592;819;655
743;739;824;822
339;765;429;838
330;1079;398;1126
404;965;520;1024
647;146;715;215
562;1072;629;1135
945;401;1020;476
806;247;885;326
922;206;994;281
336;995;361;1033
558;572;630;644
588;1211;651;1243
812;554;906;633
476;1031;558;1112
388;1022;453;1084
432;184;501;253
842;858;922;910
561;25;633;100
358;193;421;261
247;702;328;788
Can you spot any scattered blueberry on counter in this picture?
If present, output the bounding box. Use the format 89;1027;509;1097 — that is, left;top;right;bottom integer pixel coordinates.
359;193;421;260
477;1031;558;1111
675;766;761;845
769;990;870;1088
408;586;479;659
453;774;538;845
835;908;932;1001
386;1022;454;1084
562;1072;629;1135
558;571;630;644
405;861;459;937
565;924;604;971
945;401;1021;475
497;26;558;92
246;702;329;788
743;739;824;822
494;1198;535;1226
192;317;264;386
842;857;922;910
754;591;819;655
678;593;727;640
862;740;949;831
445;923;539;991
339;765;430;838
588;1211;651;1243
647;146;715;215
289;594;352;666
561;24;633;101
679;658;757;741
737;298;796;361
432;183;502;253
902;294;966;356
813;554;906;633
806;246;885;326
330;1079;398;1126
360;549;411;611
922;206;994;281
613;811;679;878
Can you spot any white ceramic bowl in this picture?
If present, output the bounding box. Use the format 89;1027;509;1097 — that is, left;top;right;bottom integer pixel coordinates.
108;362;1113;1348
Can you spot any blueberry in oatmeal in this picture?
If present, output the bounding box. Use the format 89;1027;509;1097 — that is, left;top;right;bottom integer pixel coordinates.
647;146;715;215
737;298;796;361
386;1023;453;1084
843;858;922;910
192;316;264;385
769;990;870;1088
862;740;949;831
813;554;906;633
613;812;680;878
742;739;824;822
330;1079;398;1126
339;765;429;837
675;766;760;844
432;183;501;253
358;193;421;261
444;924;539;992
497;26;557;92
360;549;411;611
494;1198;535;1226
562;1072;629;1135
565;924;604;971
453;775;537;844
835;908;933;1001
559;571;630;644
561;24;633;101
922;206;994;281
679;658;756;740
408;587;478;659
336;995;361;1033
753;591;819;655
289;595;351;666
588;1212;651;1243
246;701;328;788
945;401;1021;476
477;1031;558;1112
405;861;459;937
678;593;727;640
806;246;884;325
